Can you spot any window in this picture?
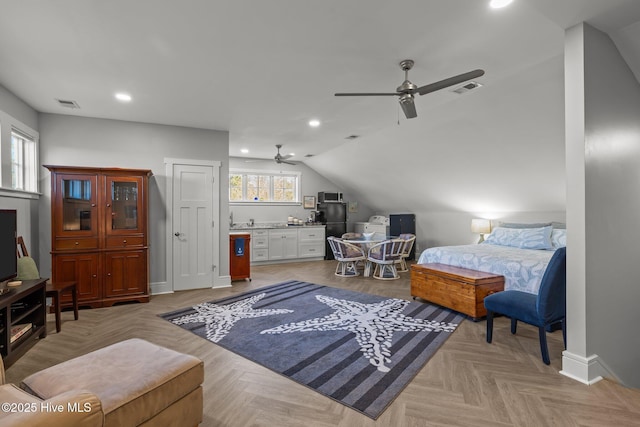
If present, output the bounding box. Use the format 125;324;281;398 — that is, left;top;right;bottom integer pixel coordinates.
230;169;301;204
10;129;38;193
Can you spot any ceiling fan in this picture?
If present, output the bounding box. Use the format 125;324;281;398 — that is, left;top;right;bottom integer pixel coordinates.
335;59;485;119
274;144;295;165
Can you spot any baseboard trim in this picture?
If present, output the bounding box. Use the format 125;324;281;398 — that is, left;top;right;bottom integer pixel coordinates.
560;351;608;385
214;275;232;289
151;281;173;295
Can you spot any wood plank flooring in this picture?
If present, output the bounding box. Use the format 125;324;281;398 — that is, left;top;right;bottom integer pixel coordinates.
5;260;640;426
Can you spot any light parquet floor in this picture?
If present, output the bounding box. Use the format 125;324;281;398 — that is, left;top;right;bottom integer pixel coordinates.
5;260;640;426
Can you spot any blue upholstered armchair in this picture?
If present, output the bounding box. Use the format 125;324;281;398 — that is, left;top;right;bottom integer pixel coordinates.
484;247;567;365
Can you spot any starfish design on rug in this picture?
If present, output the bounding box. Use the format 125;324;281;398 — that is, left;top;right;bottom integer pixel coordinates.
260;295;457;372
170;293;294;342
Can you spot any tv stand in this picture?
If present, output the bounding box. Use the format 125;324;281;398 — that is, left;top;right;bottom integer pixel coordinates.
0;278;47;368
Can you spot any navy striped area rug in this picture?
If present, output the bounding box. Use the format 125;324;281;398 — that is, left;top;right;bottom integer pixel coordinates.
160;280;464;419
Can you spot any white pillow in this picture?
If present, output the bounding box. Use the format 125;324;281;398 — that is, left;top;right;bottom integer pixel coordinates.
483;226;553;250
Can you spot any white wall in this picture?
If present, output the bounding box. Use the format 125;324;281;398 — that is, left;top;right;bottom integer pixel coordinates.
38;114;230;290
564;23;640;388
306;54;567;252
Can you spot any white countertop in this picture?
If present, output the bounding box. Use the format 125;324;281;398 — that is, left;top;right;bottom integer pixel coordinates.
230;223;325;231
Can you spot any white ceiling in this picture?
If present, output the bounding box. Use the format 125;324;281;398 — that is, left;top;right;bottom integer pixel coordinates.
1;0;639;162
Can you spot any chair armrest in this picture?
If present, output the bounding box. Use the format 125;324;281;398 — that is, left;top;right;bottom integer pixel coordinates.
1;390;104;427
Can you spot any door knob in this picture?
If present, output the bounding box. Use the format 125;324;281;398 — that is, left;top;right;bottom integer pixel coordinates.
174;232;181;237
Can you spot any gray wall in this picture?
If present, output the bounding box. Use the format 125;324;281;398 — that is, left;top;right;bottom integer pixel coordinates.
38;114;230;289
565;23;640;388
583;24;640;387
228;157;375;227
0;84;40;262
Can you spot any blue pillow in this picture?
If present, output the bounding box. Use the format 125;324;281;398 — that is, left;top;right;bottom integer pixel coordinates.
483;226;553;250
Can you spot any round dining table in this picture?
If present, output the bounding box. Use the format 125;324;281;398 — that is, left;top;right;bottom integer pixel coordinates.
342;234;392;277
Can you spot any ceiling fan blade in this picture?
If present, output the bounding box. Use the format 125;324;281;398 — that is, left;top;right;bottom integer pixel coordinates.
398;94;417;119
416;69;485;96
279;160;296;165
335;92;399;97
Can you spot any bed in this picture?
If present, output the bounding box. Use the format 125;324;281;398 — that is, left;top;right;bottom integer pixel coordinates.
417;224;566;295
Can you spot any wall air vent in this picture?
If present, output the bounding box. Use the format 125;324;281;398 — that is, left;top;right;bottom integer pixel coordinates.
451;81;483;95
55;99;80;109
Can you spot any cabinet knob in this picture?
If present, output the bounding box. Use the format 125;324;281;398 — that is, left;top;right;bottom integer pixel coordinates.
92;274;97;278
107;273;111;276
91;203;96;207
123;240;127;245
106;203;111;207
75;241;79;245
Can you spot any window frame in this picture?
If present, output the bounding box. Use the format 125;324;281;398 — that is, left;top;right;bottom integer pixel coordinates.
0;110;40;199
10;128;38;193
229;168;302;206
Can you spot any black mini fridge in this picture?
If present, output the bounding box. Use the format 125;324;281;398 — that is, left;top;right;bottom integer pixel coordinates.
317;202;347;260
390;213;416;260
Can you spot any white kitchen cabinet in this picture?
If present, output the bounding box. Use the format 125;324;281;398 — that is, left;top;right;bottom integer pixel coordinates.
297;227;325;259
251;229;269;262
268;229;298;260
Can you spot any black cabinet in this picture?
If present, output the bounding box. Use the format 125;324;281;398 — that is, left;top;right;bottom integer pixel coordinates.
390;214;416;260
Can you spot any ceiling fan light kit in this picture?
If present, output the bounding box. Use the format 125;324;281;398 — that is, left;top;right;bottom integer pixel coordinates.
335;59;485;119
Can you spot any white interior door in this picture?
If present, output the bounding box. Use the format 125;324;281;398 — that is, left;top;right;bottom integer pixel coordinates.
172;163;214;290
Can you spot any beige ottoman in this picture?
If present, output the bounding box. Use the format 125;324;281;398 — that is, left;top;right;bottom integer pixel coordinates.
21;338;204;427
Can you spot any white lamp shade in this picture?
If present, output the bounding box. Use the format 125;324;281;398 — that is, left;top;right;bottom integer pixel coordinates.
471;218;491;234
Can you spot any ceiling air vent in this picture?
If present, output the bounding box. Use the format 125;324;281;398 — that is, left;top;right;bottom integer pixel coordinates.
55;99;80;109
304;154;315;158
345;135;359;140
451;82;483;95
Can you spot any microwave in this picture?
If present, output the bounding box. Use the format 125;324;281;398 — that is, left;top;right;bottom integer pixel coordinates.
318;191;343;203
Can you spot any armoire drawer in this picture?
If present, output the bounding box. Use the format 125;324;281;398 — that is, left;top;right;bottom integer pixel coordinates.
55;238;99;250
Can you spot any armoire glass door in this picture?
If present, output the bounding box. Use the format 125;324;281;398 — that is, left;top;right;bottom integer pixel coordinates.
57;174;98;236
106;176;143;234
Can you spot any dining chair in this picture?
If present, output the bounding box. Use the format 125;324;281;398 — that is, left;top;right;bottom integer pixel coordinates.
327;236;366;277
484;247;567;365
367;239;405;280
341;232;362;239
395;233;416;272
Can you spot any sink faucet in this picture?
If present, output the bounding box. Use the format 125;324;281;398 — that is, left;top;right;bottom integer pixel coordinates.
229;212;234;227
249;218;254;227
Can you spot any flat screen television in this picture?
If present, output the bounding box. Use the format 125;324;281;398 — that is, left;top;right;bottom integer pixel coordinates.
0;209;17;283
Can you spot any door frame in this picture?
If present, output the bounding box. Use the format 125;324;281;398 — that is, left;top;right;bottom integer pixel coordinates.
164;158;228;292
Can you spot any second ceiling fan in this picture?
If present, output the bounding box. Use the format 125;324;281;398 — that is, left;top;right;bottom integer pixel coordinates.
335;59;484;119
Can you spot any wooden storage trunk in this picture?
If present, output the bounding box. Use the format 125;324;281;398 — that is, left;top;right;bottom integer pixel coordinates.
410;263;504;320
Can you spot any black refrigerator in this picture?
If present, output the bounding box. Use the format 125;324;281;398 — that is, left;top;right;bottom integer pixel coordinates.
317;202;347;260
390;213;416;260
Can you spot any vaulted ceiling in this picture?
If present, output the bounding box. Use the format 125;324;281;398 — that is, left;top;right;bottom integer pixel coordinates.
1;0;640;215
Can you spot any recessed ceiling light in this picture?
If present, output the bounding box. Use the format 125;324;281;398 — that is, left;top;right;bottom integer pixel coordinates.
240;148;249;154
489;0;513;8
115;93;132;102
308;119;320;127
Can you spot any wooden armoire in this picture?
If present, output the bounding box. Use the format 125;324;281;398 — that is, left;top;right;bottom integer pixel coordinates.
46;165;152;308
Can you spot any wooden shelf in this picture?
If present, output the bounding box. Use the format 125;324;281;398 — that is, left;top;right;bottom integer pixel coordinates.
0;279;47;368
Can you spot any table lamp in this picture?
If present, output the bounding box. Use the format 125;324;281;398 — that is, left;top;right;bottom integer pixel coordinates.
471;219;491;243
